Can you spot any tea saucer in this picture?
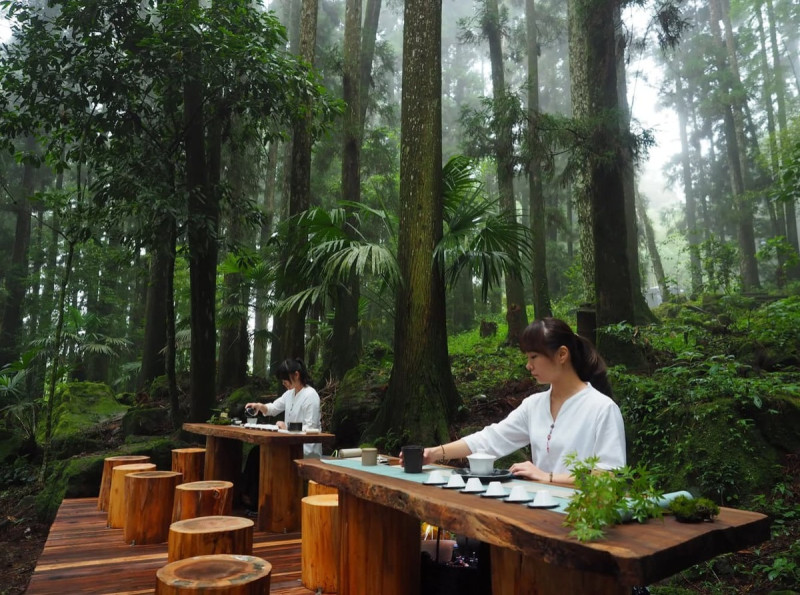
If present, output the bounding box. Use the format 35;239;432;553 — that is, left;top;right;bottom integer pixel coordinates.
460;487;486;494
527;501;559;509
503;495;534;504
441;483;465;490
480;490;509;499
423;479;448;486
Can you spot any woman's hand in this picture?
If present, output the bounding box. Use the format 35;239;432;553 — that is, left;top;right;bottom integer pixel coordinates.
509;461;548;482
422;447;439;465
244;402;262;415
276;421;286;430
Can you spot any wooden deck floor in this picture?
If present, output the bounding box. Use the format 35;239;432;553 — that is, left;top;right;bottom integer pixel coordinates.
26;498;320;594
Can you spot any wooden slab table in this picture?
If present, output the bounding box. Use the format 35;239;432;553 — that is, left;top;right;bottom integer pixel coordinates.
182;423;335;533
296;458;770;595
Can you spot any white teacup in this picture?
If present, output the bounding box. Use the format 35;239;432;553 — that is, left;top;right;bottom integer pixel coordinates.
247;417;258;425
466;452;496;475
426;470;445;484
464;477;484;492
532;490;557;507
507;485;530;502
445;474;466;489
485;481;505;497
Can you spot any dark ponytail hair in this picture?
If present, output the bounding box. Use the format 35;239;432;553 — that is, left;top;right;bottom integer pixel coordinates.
275;358;313;388
519;317;612;396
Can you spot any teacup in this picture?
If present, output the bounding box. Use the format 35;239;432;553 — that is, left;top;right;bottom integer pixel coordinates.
247;417;258;425
463;477;484;492
466;452;496;475
445;474;466;489
426;470;445;484
485;481;505;497
288;422;303;432
507;485;530;502
532;490;557;507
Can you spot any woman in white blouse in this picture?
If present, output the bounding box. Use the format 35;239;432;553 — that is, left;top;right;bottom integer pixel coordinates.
418;318;626;485
245;358;321;457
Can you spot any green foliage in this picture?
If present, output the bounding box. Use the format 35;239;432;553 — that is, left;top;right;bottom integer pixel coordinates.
562;454;664;542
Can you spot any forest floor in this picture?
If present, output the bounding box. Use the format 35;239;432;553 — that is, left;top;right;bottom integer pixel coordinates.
2;382;798;594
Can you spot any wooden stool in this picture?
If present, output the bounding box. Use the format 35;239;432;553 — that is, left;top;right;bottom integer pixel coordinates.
308;480;338;496
301;493;340;593
155;554;272;594
107;462;156;528
97;455;151;511
172;480;233;522
167;515;253;563
123;470;183;545
171;447;206;484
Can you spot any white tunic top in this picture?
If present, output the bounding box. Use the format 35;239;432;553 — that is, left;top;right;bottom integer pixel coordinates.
264;385;322;457
462;384;626;474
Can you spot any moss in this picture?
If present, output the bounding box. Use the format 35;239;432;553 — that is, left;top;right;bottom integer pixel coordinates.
39;382;128;444
34;436;186;523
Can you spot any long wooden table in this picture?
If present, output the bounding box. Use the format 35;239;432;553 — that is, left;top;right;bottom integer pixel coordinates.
183;423;335;533
296;458;771;595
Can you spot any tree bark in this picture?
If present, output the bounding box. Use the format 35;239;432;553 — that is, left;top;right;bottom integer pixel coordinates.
139;219;172;391
485;0;528;344
184;0;217;423
278;0;318;361
568;0;641;366
0;136;36;368
369;0;459;445
672;59;703;296
525;0;552;320
328;0;363;381
710;0;760;290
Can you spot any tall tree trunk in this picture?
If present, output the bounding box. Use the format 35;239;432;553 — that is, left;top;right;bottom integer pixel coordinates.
485;0;528;344
673;60;704;296
614;7;654;324
636;191;668;303
253;141;278;378
710;0;760;290
0;136;36;367
370;0;459;445
567;2;594;303
569;0;640;365
184;0;217;423
765;0;799;279
359;0;382;126
328;0;363;381
278;0;318;362
525;0;552;320
139;219;173;391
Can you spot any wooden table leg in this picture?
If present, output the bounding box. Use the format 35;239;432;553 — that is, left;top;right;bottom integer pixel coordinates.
203;436;241;487
490;546;628;595
258;442;303;532
338;491;420;595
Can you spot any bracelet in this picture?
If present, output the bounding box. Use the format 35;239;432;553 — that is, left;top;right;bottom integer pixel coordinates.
549;471;553;483
440;445;446;463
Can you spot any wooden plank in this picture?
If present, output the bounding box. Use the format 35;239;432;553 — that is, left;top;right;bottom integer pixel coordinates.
27;498;322;595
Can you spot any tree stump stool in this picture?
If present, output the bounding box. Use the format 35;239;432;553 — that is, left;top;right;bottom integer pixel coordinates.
301;493;340;593
97;455;151;511
123;470;183;545
171;447;206;485
155;554;272;595
172;480;233;522
167;515;254;563
107;462;156;528
308;480;338;497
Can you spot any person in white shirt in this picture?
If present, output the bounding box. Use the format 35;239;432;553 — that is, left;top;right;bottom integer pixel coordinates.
245;358;322;457
411;318;626;485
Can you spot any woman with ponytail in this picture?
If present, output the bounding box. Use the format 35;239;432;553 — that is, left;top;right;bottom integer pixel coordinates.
411;318;625;485
245;358;321;457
